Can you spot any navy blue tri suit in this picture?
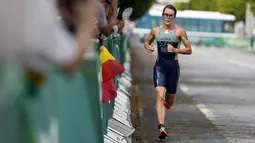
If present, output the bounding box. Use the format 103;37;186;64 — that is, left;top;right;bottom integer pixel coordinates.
153;25;180;94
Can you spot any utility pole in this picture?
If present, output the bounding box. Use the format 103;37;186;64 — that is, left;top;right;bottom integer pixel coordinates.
246;2;255;51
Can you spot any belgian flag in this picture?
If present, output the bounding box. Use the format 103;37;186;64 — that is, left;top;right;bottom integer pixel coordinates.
100;46;124;103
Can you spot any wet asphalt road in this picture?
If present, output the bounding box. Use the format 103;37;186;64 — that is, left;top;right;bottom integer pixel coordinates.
130;46;255;143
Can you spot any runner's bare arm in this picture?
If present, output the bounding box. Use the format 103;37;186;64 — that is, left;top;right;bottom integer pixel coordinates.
171;28;192;55
144;28;156;51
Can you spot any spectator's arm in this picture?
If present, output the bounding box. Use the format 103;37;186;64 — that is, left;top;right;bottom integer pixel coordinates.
110;0;118;18
97;2;116;36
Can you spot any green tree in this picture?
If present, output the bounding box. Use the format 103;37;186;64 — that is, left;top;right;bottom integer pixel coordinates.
118;0;156;20
175;0;217;11
250;0;255;14
174;2;191;10
217;0;247;21
175;0;255;21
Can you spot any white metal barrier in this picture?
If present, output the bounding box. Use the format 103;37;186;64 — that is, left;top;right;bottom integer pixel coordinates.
104;50;135;143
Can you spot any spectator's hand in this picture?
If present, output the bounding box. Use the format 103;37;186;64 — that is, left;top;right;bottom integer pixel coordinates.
101;35;106;40
117;20;125;30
